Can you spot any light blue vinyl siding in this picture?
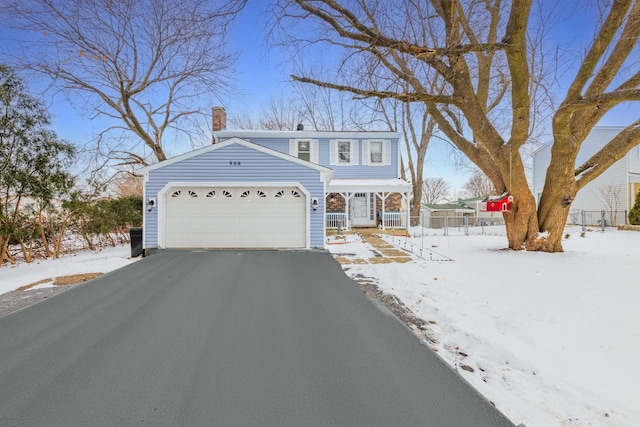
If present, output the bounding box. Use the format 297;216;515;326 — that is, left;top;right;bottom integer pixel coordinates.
144;144;325;249
218;135;400;179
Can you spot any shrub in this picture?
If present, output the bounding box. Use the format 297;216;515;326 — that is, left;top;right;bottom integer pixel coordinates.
629;191;640;225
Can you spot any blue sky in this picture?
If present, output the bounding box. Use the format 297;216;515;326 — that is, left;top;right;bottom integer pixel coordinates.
1;1;637;191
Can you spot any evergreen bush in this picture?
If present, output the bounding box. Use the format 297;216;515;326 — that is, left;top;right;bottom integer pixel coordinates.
629;191;640;225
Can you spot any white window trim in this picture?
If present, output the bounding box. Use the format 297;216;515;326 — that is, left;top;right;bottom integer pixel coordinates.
362;139;391;166
289;139;319;163
330;139;359;166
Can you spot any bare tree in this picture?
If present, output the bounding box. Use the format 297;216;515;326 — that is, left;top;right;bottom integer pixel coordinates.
421;178;451;205
464;169;497;198
373;94;439;221
112;175;144;198
274;0;640;252
3;0;247;167
229;81;382;131
261;97;306;130
228;112;263;131
597;184;623;226
294;76;380;131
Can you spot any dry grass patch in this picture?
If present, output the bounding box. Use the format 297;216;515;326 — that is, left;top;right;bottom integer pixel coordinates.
16;278;53;291
54;273;103;286
15;273;104;292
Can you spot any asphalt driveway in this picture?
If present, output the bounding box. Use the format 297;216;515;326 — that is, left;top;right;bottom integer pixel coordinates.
0;250;514;426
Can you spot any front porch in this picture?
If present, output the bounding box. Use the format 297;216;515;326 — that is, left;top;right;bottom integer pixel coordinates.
324;179;411;231
326;211;408;230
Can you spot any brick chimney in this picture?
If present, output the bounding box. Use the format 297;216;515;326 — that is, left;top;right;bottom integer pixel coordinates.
212;106;226;132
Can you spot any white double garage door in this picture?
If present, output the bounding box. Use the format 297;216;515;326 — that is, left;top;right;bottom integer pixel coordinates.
163;184;307;249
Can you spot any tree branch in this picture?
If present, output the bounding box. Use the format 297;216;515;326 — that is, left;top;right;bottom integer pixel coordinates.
291;75;455;104
565;0;634;101
575;121;640;189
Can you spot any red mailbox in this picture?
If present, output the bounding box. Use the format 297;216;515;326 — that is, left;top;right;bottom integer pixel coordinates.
480;193;514;212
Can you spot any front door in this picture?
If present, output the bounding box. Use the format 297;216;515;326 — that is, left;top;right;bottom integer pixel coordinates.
351;192;375;227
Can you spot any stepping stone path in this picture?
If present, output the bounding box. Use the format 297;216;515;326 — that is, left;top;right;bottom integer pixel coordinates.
334;232;414;265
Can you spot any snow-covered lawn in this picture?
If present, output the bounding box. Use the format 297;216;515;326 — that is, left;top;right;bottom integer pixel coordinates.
0;245;138;294
327;226;639;427
1;227;638;427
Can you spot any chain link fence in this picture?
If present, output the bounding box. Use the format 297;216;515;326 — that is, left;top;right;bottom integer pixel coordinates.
568;209;628;228
410;214;505;236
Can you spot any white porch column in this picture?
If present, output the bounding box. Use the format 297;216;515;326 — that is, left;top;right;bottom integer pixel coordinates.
344;192;352;230
377;192;389;230
404;192;410;229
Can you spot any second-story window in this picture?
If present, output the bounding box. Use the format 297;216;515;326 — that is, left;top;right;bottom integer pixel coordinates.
338;141;351;164
330;139;358;165
362;139;391;165
297;140;310;161
370;141;383;164
289;139;318;163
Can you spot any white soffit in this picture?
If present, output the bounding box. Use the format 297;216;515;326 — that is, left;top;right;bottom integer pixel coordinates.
327;178;412;193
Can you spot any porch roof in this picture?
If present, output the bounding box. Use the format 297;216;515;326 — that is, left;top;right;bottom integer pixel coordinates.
327;178;411;194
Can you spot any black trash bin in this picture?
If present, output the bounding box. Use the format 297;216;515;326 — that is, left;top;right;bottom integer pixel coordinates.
129;227;143;258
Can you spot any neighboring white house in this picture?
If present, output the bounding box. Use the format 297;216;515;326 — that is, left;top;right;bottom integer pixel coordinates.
532;127;640;225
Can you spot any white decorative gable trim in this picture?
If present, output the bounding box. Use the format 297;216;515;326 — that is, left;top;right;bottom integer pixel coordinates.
136;137;333;179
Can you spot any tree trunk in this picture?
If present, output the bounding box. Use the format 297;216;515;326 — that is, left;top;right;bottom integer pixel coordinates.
410;201;422;227
536;176;577;252
53;236;62;259
0;236;12;267
82;233;96;251
493;151;541;251
52;226;64;259
19;239;33;263
38;213;52;258
504;188;539;250
536;202;572;252
410;175;424;227
535;137;580;252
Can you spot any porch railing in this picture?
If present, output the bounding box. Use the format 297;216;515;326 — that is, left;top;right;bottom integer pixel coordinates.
326;212;347;229
382;211;405;228
326;211;408;229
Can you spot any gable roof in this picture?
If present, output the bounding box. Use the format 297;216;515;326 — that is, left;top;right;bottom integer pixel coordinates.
422;203;475;212
136;137;333;177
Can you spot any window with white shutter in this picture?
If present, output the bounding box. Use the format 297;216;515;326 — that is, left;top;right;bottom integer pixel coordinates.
289;139;318;163
330;139;358;165
362;139;391;165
